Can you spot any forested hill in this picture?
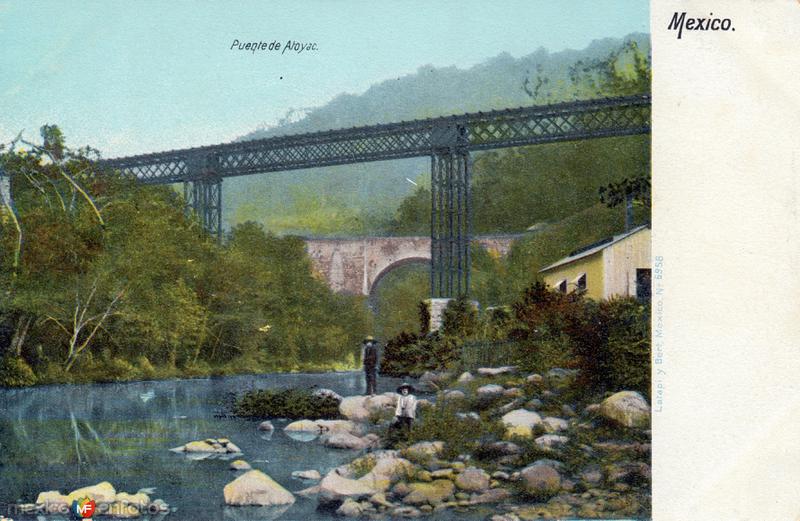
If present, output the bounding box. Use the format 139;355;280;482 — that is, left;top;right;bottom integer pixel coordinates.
223;33;650;236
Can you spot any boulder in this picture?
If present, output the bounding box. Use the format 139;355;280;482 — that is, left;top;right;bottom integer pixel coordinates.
67;481;116;504
527;458;564;471
318;471;377;505
257;421;274;432
369;492;394;508
115;492;150;508
477;366;518;377
295;485;321;497
561;404;577;417
584;403;602;415
502;387;524;398
320;432;370;450
312;388;343;402
456;371;474;383
534;434;569;451
542;417;569;433
336;498;364;517
365;393;398;414
526;398;543;410
525;373;543;384
498;399;524;415
177;439;240;454
359;456;414;491
579;466;603;484
476;384;504;398
392;506;423;518
292;469;322;481
223;470;295;506
520;463;561;499
315;419;364;436
401;441;444;462
500;409;542;438
454;467;490;492
599;391;650;428
284;419;320;432
339;396;370;422
430;469;455;480
35;491;70;514
482;441;521;456
418;371;450;391
402;480;455;505
229;460;252;471
442;389;466;401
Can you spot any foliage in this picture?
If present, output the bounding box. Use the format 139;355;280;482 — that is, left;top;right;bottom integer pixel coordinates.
232;388;342;420
379;332;462;378
441;295;478;338
0;356;37;387
0;127;372;387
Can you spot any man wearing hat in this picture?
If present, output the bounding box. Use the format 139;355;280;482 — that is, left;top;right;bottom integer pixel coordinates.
394;383;417;431
362;335;379;395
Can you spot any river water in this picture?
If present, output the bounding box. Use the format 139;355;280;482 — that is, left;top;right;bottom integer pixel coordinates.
1;371;470;521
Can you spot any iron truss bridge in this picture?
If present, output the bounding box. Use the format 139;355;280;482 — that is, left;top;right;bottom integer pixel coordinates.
97;94;651;298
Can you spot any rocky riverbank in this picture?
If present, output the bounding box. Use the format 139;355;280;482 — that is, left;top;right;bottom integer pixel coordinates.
223;366;651;519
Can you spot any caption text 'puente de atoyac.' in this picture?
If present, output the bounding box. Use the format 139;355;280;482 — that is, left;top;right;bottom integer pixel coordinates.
97;95;651;299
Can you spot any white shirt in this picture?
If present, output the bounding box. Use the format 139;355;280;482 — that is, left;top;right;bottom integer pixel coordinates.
395;394;417;418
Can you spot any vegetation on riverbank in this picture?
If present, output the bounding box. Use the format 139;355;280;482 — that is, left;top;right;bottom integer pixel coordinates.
232;388;342;420
0;129;371;388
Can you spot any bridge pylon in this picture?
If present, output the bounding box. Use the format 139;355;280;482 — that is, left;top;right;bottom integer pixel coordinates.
430;122;471;298
182;154;223;242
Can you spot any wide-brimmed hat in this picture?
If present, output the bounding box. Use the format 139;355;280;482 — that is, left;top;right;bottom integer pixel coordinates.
363;335;375;343
396;383;414;393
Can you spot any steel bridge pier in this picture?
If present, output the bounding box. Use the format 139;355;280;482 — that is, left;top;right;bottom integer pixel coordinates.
183;174;222;242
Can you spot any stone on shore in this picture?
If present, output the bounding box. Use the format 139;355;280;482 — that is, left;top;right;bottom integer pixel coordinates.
599;391;650;428
336;498;364;517
501;409;542;438
477;366;518;377
542;416;569;433
339;394;398;422
534;434;569;451
257;421;274;431
315;419;364;436
320;431;373;450
469;487;511;504
312;388;343;402
284;419;319;432
173;438;241;454
442;389;466;401
358;456;414;491
400;441;444;462
454;467;490;492
223;470;295;506
520;463;561;499
476;384;505;398
456;371;474;383
318;471;378;506
402;480;455;505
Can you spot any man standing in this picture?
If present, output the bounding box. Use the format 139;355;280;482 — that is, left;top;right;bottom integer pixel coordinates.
362;335;379;395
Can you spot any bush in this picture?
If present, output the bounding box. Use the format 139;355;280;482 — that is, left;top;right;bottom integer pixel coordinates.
0;356;37;387
379;332;461;377
442;295;478;338
232;388;341;419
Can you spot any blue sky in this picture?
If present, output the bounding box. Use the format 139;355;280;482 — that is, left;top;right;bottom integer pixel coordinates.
0;1;648;157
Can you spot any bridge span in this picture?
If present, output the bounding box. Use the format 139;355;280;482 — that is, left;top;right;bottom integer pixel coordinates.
304;234;523;296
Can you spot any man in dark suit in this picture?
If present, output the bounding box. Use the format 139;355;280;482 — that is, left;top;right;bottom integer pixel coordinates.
362;335;379;395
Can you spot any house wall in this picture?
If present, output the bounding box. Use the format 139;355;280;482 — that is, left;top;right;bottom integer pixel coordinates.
602;227;651;299
541;252;605;301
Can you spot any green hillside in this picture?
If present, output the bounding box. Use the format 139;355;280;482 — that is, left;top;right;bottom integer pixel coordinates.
223;33;650;236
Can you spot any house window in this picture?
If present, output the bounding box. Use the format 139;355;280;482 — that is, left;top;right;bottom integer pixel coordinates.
556;280;567;293
636;268;651;302
574;273;587;293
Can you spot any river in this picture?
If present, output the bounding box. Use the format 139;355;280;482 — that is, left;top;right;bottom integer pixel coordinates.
0;371;461;521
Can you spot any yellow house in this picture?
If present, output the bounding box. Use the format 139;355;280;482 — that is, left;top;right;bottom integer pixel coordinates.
539;225;651;301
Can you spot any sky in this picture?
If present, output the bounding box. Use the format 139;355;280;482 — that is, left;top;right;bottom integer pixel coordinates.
0;1;649;158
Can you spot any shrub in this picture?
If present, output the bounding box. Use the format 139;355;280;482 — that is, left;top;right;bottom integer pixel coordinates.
442;295;478;338
379;331;462;377
232;388;341;419
0;356;37;387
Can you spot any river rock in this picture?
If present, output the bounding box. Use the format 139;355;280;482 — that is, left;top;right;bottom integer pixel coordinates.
369;492;394;508
402;480;455;505
318;471;377;506
316;419;364;436
392;506;423;518
336;498;364;517
477;366;517;377
35;491;70;514
526;373;544;384
476;384;504;398
257;421;274;431
456;371;474;383
175;439;241;454
284;419;320;432
312;388;343;402
546;368;577;385
503;387;524;398
501;409;542;438
115;492;150;508
454;467;490;492
67;481;116;504
401;441;444;462
584;403;602;415
292;469;322;481
599;391;650;428
520;463;561;499
360;456;414;491
442;389;466;400
230;460;252;471
534;434;569;451
223;470;295;506
295;485;321;497
580;465;603;484
320;432;370;450
418;371;450;391
542;417;569;433
481;441;522;457
339;396;370;421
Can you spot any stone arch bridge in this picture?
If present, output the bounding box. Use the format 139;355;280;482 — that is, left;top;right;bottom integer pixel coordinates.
304;234;523;296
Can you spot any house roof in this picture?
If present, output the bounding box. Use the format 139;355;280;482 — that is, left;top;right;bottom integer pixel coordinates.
539;225;650;273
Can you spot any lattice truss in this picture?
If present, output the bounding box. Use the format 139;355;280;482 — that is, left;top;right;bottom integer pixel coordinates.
97;95;650;184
